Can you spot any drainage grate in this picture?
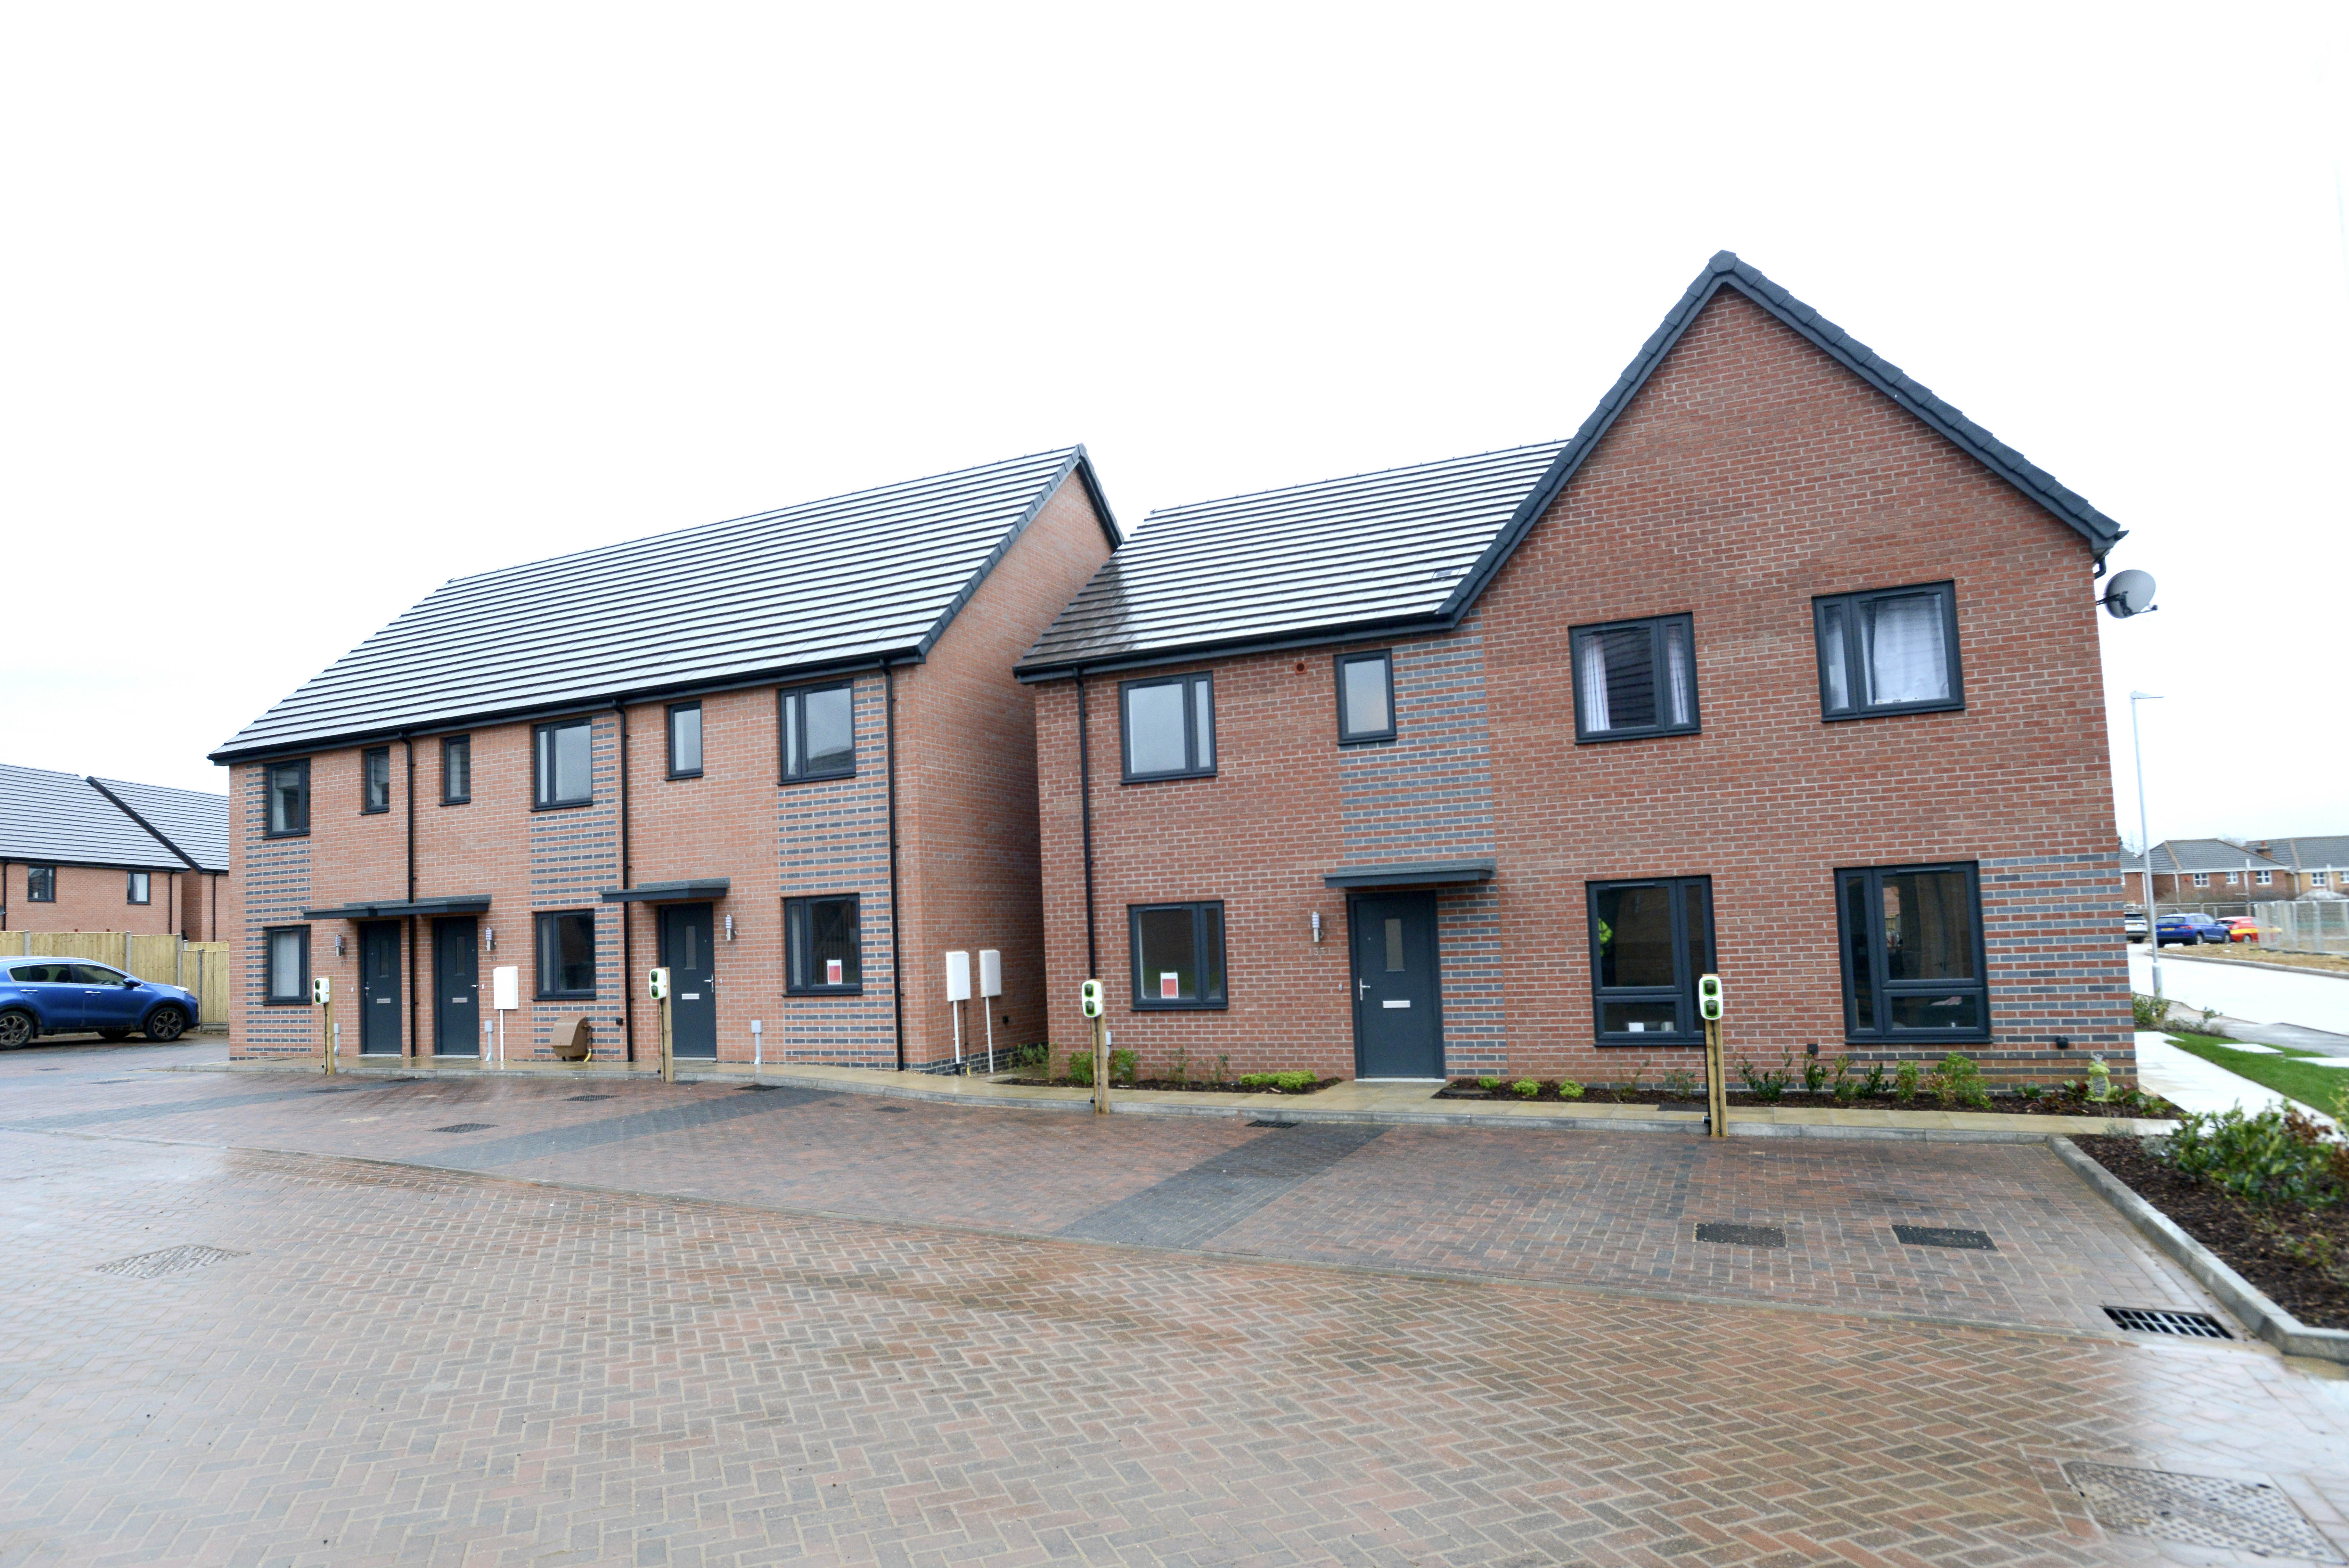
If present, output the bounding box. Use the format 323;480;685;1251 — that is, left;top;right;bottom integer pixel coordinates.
1695;1222;1786;1248
95;1244;247;1280
2063;1461;2340;1559
874;1104;909;1113
1247;1119;1300;1129
1894;1225;1996;1250
429;1123;496;1134
737;1082;787;1092
2104;1306;2231;1339
565;1095;615;1102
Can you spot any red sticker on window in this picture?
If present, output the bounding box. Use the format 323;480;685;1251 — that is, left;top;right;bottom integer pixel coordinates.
826;959;842;985
1160;971;1179;999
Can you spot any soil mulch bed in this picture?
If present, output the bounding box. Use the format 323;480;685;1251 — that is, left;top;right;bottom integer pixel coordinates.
1435;1080;2184;1117
999;1077;1344;1095
2079;1134;2349;1331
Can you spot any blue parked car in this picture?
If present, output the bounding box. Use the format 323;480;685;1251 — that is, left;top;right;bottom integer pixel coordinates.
2155;912;2230;947
0;956;199;1046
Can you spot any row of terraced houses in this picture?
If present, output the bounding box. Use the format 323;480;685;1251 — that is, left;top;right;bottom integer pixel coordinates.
215;254;2140;1084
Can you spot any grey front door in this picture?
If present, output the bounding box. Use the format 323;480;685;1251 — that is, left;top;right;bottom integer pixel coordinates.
433;917;479;1058
659;902;717;1059
1350;893;1442;1078
358;921;402;1055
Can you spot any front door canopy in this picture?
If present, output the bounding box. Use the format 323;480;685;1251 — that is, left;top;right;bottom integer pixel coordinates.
1324;859;1494;890
303;895;491;920
600;879;730;905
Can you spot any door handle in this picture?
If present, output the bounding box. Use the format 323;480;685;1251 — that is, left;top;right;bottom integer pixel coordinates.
1357;979;1369;1000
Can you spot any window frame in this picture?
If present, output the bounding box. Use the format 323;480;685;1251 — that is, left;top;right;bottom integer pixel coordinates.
1120;672;1216;783
532;719;594;811
1833;860;1991;1045
1585;876;1713;1045
441;735;471;806
2192;873;2210;888
2314;871;2331;889
262;925;311;1006
264;759;310;838
532;909;598;999
784;893;863;995
778;681;857;784
361;745;392;814
1334;650;1397;746
127;870;150;906
666;701;704;781
1812;582;1965;722
26;866;55;903
1127;899;1228;1011
1570;614;1701;744
2256;870;2273;887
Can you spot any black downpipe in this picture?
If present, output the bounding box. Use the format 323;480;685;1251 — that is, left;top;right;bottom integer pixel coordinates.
615;698;634;1062
1077;671;1097;979
886;662;905;1072
405;737;416;1061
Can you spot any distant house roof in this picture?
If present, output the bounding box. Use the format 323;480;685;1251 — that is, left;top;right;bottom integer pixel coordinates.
2123;840;2291;876
2253;837;2349;873
0;763;216;871
88;776;231;872
213;448;1118;762
1017;251;2123;679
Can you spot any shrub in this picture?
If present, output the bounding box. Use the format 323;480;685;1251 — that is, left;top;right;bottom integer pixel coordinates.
1859;1062;1888;1098
1801;1057;1828;1094
1926;1053;1991;1110
2015;1082;2043;1102
1066;1049;1095;1087
1110;1049;1138;1087
1661;1069;1697;1101
1513;1078;1541;1099
1478;1076;1504;1092
2160;1105;2349;1207
1556;1079;1585;1100
2131;993;2170;1030
1892;1059;1921;1102
1738;1052;1791;1103
1274;1070;1313;1093
1170;1047;1190;1087
1239;1072;1271;1089
1012;1043;1052;1079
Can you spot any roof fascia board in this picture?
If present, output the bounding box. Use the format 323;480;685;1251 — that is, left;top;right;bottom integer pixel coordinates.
912;450;1118;661
83;777;202;871
1015;612;1462;684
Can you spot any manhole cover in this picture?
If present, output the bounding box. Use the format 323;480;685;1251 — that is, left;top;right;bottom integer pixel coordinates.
2104;1306;2230;1339
565;1094;616;1102
430;1123;496;1134
1248;1119;1300;1129
874;1105;909;1114
2063;1461;2340;1559
94;1244;247;1279
1695;1222;1786;1248
1894;1225;1995;1250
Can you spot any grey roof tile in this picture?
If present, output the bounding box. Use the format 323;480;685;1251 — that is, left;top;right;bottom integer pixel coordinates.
88;777;230;871
0;764;183;868
2124;839;2291;875
213;448;1113;761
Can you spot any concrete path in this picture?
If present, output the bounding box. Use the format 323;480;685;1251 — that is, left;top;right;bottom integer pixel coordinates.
2133;945;2349;1040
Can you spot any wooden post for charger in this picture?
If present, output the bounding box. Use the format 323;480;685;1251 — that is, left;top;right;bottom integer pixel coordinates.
322;996;336;1076
1092;1014;1110;1115
660;993;675;1083
1704;1018;1727;1137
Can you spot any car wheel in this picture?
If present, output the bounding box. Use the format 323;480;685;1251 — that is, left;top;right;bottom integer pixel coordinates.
98;1029;131;1042
0;1011;32;1048
143;1007;186;1043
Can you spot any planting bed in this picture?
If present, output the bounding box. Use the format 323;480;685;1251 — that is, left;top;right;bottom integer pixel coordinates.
1435;1080;2185;1118
1000;1075;1344;1095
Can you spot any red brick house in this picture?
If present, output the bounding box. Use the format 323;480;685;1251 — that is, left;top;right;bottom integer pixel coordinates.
212;450;1117;1069
0;763;233;939
1018;254;2134;1086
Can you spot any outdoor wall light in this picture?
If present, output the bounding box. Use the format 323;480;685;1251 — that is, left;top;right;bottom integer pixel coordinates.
485;926;495;952
334;933;345;957
1310;910;1322;944
725;914;735;942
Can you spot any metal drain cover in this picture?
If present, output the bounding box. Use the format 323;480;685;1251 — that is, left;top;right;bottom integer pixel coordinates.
2105;1306;2230;1338
95;1244;247;1279
1248;1119;1300;1129
1695;1222;1786;1248
430;1122;496;1134
874;1105;909;1113
2063;1461;2341;1559
1894;1225;1995;1250
565;1095;615;1102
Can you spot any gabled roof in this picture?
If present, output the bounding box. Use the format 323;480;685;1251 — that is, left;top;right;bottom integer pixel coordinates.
214;448;1118;762
89;776;230;872
2123;840;2291;875
1017;251;2122;679
0;764;191;869
2256;837;2349;872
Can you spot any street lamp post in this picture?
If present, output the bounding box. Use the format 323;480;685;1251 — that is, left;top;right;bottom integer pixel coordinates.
2130;691;2164;1000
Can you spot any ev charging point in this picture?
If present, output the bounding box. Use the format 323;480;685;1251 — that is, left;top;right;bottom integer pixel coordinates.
1078;978;1108;1114
312;975;335;1075
648;966;674;1082
1697;973;1727;1137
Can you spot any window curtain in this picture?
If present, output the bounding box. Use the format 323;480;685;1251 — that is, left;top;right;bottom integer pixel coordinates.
1664;620;1691;726
1576;632;1610;731
1863;595;1949;705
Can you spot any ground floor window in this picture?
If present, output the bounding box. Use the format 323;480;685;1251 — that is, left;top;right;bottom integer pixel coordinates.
534;911;597;998
2192;873;2209;888
1835;862;1988;1042
1129;901;1226;1008
786;895;861;993
264;927;310;1004
1587;877;1711;1044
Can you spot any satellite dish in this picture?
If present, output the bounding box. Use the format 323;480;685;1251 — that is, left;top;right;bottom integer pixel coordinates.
2101;567;2157;619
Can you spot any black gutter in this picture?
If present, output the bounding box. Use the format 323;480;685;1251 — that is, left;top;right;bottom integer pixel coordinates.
1077;670;1097;980
886;661;905;1072
405;737;416;1062
83;778;205;871
615;697;634;1063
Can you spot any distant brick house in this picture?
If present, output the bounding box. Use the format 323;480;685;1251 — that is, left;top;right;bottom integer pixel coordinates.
0;763;233;939
2122;840;2294;905
2249;838;2349;898
211;450;1117;1068
1019;253;2135;1086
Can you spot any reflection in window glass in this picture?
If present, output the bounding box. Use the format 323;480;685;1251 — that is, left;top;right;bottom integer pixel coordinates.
535;912;597;996
782;685;855;781
669;704;703;776
1125;683;1188;776
267;929;307;1002
535;722;592;806
787;895;860;990
1383;917;1404;972
442;736;471;803
1587;877;1712;1042
1339;652;1393;741
268;761;309;834
27;866;55;902
363;747;391;813
1838;863;1987;1040
1130;901;1225;1007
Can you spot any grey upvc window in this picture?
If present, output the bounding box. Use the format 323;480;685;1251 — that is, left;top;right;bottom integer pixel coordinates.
1835;862;1989;1043
534;910;597;998
127;871;150;905
785;895;862;993
362;746;391;814
1336;651;1395;744
442;735;471;805
1129;901;1226;1009
667;702;703;779
1121;672;1214;782
1814;583;1963;720
264;926;310;1004
533;720;593;809
779;683;855;783
1587;877;1712;1044
265;760;310;836
27;866;54;902
1573;615;1698;742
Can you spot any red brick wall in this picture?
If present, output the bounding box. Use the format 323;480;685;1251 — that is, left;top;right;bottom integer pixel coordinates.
5;861;181;935
1038;291;2130;1086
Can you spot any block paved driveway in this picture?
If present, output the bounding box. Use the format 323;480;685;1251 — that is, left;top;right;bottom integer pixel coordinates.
1;1041;2345;1565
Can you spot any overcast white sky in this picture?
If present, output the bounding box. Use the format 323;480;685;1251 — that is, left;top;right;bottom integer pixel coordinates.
3;3;2343;846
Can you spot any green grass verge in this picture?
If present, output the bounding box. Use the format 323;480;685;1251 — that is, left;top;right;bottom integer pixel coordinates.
2165;1032;2349;1118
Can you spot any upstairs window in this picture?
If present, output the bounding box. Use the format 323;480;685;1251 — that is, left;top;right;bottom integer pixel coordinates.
1836;862;1988;1043
667;701;703;779
1122;672;1214;781
1573;615;1697;742
265;927;310;1003
785;895;862;993
1336;651;1395;744
1587;877;1712;1044
266;760;309;836
534;720;593;808
127;871;150;905
27;866;55;903
534;910;597;997
362;746;391;814
1129;900;1226;1009
780;683;855;782
442;735;471;805
1815;583;1963;720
